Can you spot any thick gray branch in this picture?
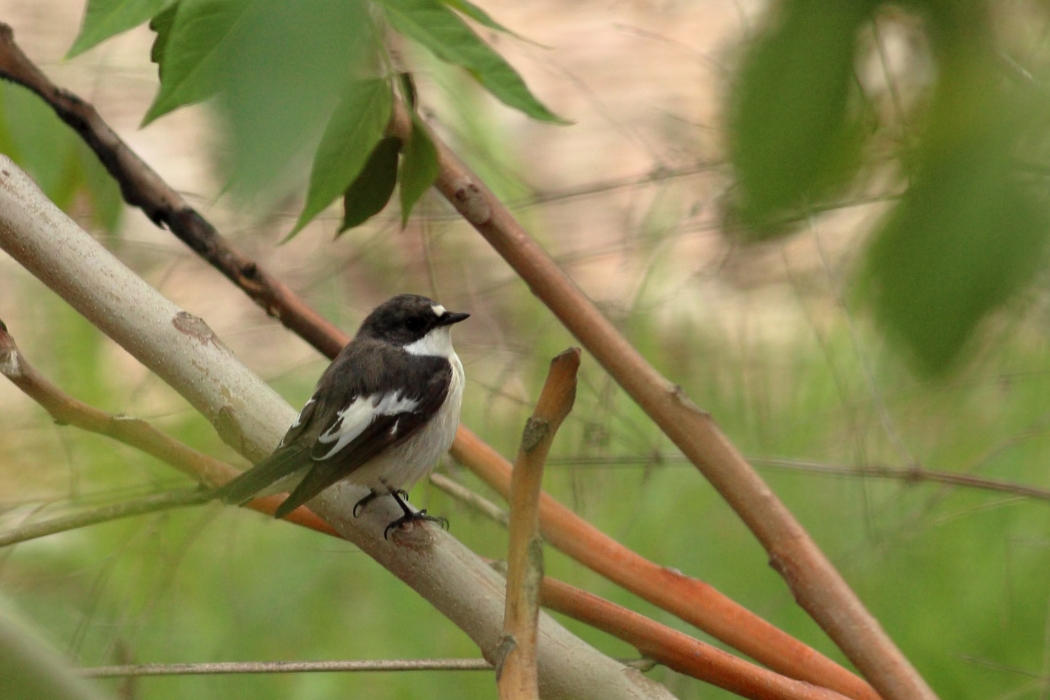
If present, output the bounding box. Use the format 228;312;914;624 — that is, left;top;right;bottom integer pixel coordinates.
0;158;674;700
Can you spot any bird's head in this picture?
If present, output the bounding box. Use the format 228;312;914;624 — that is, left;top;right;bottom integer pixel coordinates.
359;294;469;356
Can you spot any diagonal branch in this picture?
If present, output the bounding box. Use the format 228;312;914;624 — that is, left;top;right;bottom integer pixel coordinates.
0;157;674;700
0;25;877;700
386;99;932;700
0;24;347;359
540;577;851;700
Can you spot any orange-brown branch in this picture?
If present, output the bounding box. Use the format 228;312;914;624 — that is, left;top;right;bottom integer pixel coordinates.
499;349;580;700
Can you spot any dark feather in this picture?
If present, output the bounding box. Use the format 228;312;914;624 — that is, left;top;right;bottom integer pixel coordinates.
212;444;311;505
273;353;452;518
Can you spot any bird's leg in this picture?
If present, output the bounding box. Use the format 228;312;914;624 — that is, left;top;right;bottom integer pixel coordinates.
352;489;381;517
384;486;449;539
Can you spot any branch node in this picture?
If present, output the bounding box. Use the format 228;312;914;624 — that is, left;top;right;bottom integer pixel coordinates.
172;311;220;347
0;327;21;378
493;635;517;680
452;179;491;225
670;383;708;417
520;417;549;453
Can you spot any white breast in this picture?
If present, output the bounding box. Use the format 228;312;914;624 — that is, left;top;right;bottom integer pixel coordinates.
404;325;455;358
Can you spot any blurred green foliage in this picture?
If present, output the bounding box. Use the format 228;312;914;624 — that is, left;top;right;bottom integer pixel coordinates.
0;82;122;234
67;0;175;58
6;290;1050;699
117;0;558;236
729;0;876;227
729;0;1050;374
3;1;1050;699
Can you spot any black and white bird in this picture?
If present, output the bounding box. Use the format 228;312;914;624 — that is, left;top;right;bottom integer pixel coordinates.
214;294;468;536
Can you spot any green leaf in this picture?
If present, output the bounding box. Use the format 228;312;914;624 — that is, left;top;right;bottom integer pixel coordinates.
219;0;376;197
142;0;254;125
865;127;1050;375
442;0;517;36
289;79;393;238
377;0;566;123
729;0;875;230
148;2;179;68
67;0;176;58
399;114;440;225
339;136;401;234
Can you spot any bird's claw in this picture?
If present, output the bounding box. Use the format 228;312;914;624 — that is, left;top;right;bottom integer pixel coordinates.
384;510;449;539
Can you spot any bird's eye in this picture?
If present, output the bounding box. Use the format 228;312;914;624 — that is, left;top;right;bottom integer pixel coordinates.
406;317;426;333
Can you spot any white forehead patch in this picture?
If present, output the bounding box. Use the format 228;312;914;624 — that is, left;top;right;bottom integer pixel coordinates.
431;304;446;317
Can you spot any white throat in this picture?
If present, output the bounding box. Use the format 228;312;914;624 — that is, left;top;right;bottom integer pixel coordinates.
404;325;455;358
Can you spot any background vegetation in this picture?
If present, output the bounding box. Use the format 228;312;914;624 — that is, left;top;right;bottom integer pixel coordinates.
2;0;1050;698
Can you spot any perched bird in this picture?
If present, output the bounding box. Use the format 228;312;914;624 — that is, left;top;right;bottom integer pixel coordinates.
214;294;468;536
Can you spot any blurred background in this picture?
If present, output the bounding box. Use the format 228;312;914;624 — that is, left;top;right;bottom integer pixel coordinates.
2;0;1050;698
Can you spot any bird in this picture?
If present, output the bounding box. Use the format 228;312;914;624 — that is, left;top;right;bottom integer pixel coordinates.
213;293;468;537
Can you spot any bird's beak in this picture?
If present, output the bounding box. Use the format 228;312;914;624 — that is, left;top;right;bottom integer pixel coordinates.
437;311;470;327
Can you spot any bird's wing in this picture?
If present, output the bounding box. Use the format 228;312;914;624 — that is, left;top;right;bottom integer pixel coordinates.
273;349;452;518
212;398;321;505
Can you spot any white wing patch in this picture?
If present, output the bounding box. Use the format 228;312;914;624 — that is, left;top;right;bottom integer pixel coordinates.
315;392;419;460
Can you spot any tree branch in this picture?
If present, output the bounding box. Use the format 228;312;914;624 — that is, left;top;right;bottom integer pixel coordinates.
452;429;880;700
387;99;932;700
0;321;338;538
554;453;1050;503
0;23;348;359
429;473;510;527
499;349;579;700
0;488;211;548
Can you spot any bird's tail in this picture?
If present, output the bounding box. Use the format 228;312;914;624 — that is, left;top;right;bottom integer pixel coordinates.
210;445;310;509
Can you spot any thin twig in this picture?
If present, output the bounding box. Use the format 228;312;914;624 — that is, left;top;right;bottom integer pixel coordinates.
429;473;509;527
80;658;494;677
388;97;931;700
0;321;339;538
548;453;1050;502
498;349;579;700
754;458;1050;501
0;489;211;548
